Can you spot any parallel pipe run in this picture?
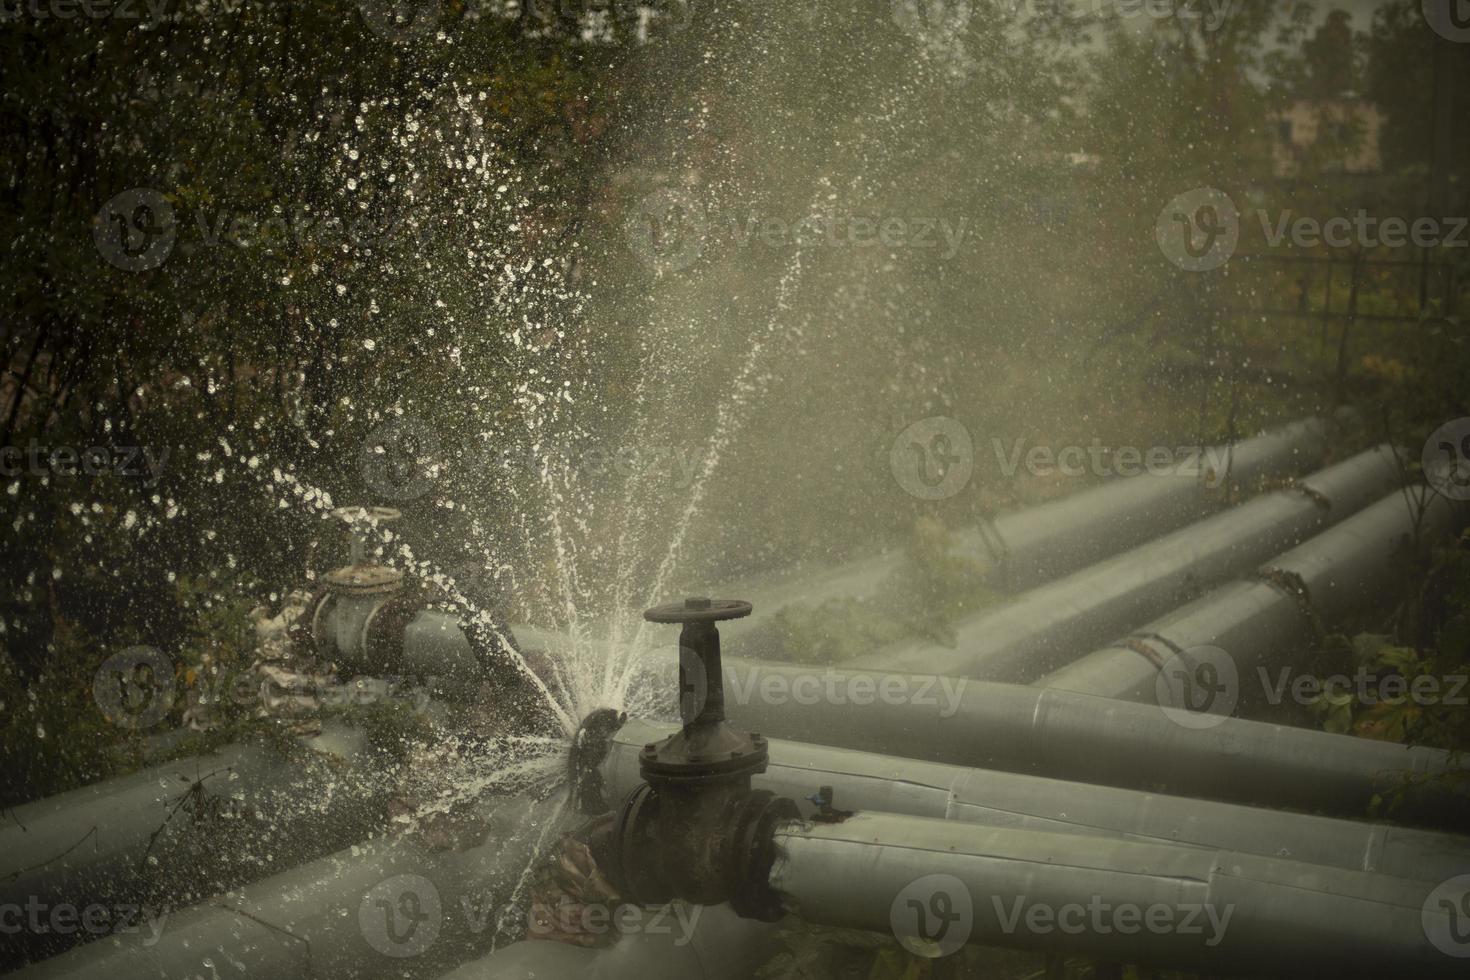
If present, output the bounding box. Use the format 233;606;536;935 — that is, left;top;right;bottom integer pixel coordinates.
717;417;1331;641
594;718;1470;883
11;794;568;980
847;444;1403;682
767;812;1463;978
594;595;1469;975
947;415;1333;591
0;726;387;970
698;657;1470;830
1037;487;1465;702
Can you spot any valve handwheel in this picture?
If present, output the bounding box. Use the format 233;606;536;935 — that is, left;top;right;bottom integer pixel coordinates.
643;596;753;624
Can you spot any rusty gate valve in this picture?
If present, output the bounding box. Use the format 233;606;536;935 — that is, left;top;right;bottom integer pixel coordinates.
599;597;794;919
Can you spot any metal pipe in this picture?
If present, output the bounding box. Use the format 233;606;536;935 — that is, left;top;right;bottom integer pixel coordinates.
10;794;569;980
596;718;1470;883
768;812;1462;977
722;418;1332;646
846;444;1403;682
682;656;1470;829
1037;487;1465;702
434;904;781;980
0;724;390;970
947;414;1334;591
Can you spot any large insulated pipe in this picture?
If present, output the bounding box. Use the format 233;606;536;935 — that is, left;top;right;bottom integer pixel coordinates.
690;657;1470;829
10;793;568;980
846;444;1403;682
723;417;1332;636
595;718;1470;884
947;414;1334;591
1037;486;1465;702
768;813;1464;977
0;725;390;970
434;904;781;980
